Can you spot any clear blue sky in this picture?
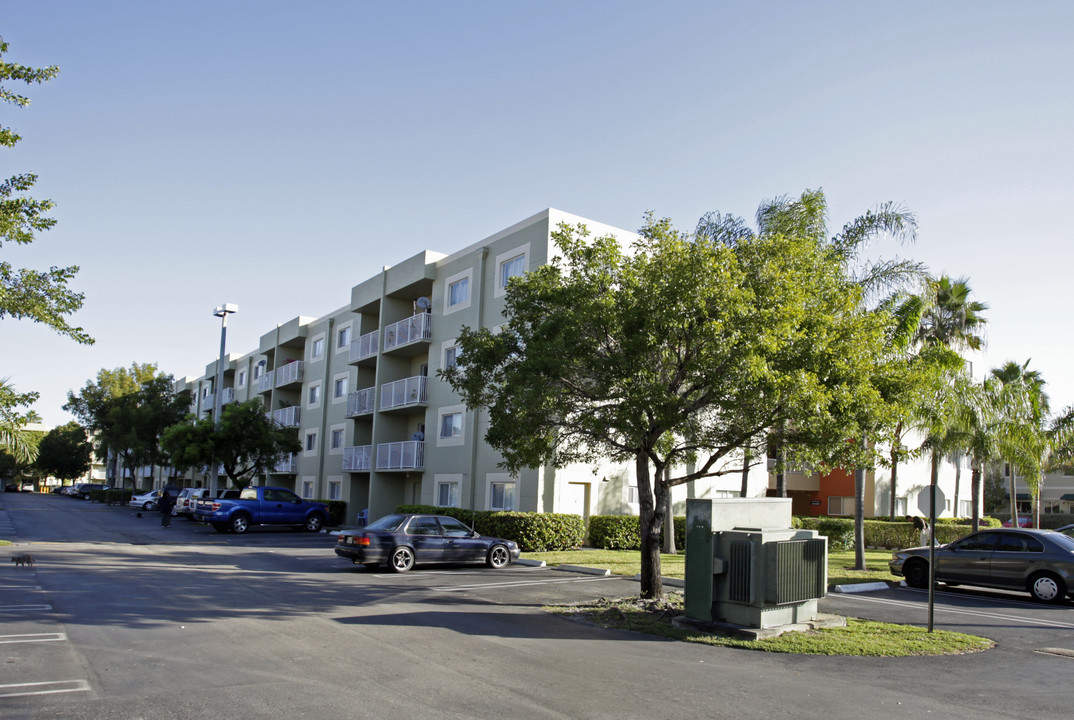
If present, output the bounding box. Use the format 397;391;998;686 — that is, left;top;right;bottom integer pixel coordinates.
4;1;1073;426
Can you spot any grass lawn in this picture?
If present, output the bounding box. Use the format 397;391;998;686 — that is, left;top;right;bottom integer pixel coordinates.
523;547;900;587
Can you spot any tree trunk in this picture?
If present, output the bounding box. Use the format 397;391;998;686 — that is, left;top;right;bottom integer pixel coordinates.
853;464;866;571
1008;460;1019;528
888;427;900;521
636;451;664;600
970;466;981;532
740;444;751;498
953;454;962;519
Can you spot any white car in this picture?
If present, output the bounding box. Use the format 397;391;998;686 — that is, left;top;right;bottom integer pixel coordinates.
129;489;164;511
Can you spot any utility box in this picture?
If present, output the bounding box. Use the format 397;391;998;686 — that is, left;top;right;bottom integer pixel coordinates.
685;498;827;629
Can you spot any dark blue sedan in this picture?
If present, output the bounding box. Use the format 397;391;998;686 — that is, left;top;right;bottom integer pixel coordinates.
335;514;520;572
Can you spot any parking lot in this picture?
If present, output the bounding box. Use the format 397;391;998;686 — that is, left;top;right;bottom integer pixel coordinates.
3;492;1074;719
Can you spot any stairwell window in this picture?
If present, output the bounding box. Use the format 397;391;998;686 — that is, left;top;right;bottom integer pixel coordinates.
311;336;325;360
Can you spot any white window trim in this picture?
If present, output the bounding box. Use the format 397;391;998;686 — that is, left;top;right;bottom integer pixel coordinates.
304;430;319;457
329;423;346;455
307;381;322;410
436;404;466;447
434;473;463;508
332;371;350;404
487;472;517;511
494;242;530;298
327;476;342;501
300;476;316;499
237;370;247;388
310;332;327;362
335;322;353;354
443;267;474;315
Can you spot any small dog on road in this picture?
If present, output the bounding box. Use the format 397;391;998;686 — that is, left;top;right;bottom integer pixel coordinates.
11;555;34;568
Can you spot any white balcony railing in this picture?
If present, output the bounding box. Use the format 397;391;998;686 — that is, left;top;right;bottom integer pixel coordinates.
273;453;298;474
257;373;273;393
376;440;424;470
220;387;235;405
272;406;301;427
380;376;427;411
383;313;431;352
346;387;376;417
342;445;373;472
201;392;214;410
766;457;814;475
349;330;379;363
275;361;304;387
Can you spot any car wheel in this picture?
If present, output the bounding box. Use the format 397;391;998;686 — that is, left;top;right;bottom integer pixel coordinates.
487;544;511;569
212;523;230;533
230;513;250;534
82;493;91;500
143;501;155;511
389;546;415;573
1028;572;1066;603
304;514;324;532
903;559;929;589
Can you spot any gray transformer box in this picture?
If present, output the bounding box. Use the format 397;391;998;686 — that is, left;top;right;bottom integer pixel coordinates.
685;498;828;629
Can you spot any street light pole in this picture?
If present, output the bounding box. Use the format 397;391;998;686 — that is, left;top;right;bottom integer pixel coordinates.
211;303;238;497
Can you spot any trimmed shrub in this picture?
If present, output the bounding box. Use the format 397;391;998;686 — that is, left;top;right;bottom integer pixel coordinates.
395;505;585;552
315;499;347;526
586;515;687;551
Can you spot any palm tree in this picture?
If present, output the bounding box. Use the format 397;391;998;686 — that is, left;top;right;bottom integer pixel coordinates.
991;360;1049;527
916;275;989;352
0;378;41;464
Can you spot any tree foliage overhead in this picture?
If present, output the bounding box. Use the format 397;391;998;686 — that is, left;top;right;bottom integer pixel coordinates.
0;37;90;344
443;192;908;598
161;398;301;489
0;377;41;463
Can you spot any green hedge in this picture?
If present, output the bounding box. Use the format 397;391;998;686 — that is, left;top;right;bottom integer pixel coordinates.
395;505;585;552
314;499;347;526
586;515;687;551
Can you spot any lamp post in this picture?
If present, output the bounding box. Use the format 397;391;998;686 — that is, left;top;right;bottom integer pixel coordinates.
211;303;238;496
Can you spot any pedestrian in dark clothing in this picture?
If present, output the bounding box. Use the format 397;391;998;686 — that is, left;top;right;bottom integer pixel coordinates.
159;490;174;527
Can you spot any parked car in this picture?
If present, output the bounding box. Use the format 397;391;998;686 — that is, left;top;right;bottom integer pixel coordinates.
76;483;111;499
194;486;329;534
1056;524;1074;538
20;482;34;492
3;483;17;493
192;489;240;516
128;489;164;511
1002;517;1032;527
890;528;1074;603
173;488;211;517
335;514;520;573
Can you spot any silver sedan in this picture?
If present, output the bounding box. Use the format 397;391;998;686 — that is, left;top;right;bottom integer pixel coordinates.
890;528;1074;603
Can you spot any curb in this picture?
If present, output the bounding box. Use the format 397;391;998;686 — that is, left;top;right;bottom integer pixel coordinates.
830;581;892;594
515;558;546;567
632;574;684;588
553;564;611;577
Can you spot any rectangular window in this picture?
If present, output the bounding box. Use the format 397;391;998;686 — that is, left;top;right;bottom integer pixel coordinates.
308;384;321;406
334;377;348;399
490;481;516;511
337;326;351;351
254;362;264;379
331;428;344;450
828;496;856;516
305;431;318;453
448;277;469;307
439;412;463;439
444;345;461;370
237;370;247;387
437;481;460;508
301;480;314;499
500;254;526;287
312;337;325;358
625;486;639;505
328;480;341;501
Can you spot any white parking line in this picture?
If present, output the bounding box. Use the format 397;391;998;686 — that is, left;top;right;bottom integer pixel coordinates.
0;604;52;612
835;593;1074;629
0;633;66;644
0;680;90;698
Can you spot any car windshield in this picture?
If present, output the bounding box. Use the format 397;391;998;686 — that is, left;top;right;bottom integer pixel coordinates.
366;514;407;531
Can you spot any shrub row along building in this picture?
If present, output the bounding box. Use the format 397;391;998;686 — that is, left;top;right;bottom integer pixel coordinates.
165;209;1043;525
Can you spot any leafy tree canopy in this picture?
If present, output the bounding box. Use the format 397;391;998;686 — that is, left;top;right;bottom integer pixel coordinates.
161;398;301;489
35;420;92;482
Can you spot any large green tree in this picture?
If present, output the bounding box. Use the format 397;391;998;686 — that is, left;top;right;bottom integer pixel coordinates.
35;421;92;484
161;399;301;489
65;364;190;490
1;377;41;463
443;205;896;599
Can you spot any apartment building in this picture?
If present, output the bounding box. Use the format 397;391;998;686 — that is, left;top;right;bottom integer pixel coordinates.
172;208;967;523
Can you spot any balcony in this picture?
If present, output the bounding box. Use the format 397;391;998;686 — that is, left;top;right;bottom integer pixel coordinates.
201;392;214;410
220;387;235;405
349;330;378;364
257;373;273;394
346;387;376;417
376;440;424;471
272;406;301;427
382;313;431;355
275;361;304;388
766;458;815;475
342;445;373;472
380;376;427;412
273;454;298;474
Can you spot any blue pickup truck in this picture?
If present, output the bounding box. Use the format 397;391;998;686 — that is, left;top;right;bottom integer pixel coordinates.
194;486;329;534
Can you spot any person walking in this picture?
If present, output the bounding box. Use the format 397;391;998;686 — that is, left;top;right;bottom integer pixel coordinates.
159;489;174;527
